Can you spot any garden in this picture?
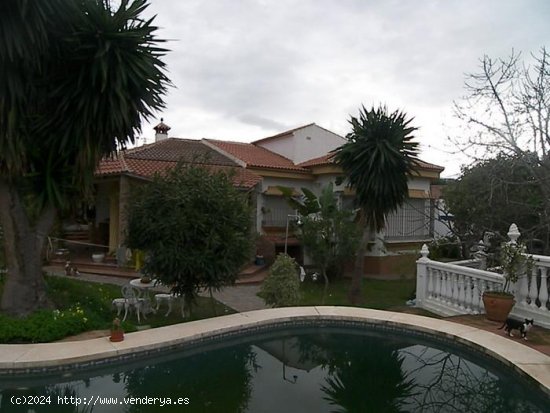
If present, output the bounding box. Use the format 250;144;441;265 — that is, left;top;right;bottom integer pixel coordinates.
0;275;232;344
0;270;425;344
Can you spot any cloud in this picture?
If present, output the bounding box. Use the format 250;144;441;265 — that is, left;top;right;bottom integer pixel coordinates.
140;0;549;176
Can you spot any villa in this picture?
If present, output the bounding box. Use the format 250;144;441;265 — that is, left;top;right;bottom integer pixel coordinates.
90;120;443;276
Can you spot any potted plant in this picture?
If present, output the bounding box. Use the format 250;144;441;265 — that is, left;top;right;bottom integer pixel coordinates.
482;225;533;322
109;317;124;342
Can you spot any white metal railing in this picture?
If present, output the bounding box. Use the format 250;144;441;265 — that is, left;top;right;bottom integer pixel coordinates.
416;224;550;328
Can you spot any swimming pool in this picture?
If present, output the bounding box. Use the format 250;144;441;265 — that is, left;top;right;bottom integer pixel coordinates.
1;318;548;412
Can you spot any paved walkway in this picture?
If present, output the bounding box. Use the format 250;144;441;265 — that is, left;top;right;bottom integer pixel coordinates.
204;285;266;312
44;266;267;312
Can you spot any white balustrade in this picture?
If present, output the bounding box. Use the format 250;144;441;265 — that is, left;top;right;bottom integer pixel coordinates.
416;240;550;327
415;251;505;317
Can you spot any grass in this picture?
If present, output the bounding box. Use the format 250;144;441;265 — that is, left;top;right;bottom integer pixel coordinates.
298;277;438;317
0;275;234;343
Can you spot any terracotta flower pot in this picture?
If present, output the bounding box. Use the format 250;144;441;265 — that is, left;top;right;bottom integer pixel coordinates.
482;292;515;322
110;330;124;342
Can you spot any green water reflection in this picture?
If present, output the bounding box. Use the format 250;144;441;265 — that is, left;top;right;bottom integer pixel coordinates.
0;328;547;412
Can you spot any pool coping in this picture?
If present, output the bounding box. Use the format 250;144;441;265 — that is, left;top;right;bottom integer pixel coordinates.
1;307;549;396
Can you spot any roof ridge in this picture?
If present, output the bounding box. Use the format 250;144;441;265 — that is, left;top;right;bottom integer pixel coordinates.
206;139;308;172
118;151;130;173
252;122;316;144
205;138;252;146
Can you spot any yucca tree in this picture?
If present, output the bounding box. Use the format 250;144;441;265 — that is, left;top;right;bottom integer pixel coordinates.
0;0;169;316
335;105;419;304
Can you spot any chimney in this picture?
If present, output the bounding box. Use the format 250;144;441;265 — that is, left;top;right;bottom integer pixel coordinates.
153;118;171;142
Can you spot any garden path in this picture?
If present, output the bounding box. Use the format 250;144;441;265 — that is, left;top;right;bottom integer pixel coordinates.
43;266;267;312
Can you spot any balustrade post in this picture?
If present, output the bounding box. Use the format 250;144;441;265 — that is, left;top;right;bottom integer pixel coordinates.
529;268;539;309
445;272;453;305
452;274;460;308
464;276;473;313
435;270;441;301
518;271;530;307
471;278;480;313
457;274;466;310
440;271;447;303
427;268;434;300
539;267;549;312
415;244;430;308
479;280;487;312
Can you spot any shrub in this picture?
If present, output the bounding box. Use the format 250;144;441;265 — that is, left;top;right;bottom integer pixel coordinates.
0;305;96;343
260;254;301;307
428;236;462;260
0;276;122;343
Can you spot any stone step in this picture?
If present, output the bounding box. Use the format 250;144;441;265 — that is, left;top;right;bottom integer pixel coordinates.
239;263;267;277
47;262;268;284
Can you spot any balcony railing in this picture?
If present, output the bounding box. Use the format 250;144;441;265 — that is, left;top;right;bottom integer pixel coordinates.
385;201;433;241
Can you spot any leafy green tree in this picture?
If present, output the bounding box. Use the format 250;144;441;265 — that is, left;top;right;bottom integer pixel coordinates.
293;184;360;302
444;153;545;252
0;0;169;316
126;163;253;309
260;254;301;307
335;105;420;304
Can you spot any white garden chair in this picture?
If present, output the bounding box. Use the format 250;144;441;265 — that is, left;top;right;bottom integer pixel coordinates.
119;284;147;323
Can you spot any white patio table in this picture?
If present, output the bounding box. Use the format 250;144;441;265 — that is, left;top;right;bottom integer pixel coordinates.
129;278;159;314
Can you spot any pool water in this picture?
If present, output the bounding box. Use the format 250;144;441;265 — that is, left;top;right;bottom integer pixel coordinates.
0;326;548;412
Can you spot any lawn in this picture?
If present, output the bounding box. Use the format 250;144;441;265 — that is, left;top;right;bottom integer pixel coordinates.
0;275;233;343
299;277;431;312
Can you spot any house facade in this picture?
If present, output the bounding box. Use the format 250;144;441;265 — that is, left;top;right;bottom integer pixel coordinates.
93;122;443;276
206;123;443;275
93;123;261;253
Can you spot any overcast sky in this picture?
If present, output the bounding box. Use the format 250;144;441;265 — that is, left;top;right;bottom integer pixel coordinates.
139;0;549;177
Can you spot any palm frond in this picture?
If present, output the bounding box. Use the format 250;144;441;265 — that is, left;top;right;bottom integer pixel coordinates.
334;105;420;232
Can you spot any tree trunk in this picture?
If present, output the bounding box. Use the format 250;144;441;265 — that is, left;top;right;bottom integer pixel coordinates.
321;268;329;305
0;180;56;317
349;226;370;305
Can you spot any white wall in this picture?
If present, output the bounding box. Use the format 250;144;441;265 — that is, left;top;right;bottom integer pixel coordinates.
407;177;431;192
257;134;295;162
258;124;345;164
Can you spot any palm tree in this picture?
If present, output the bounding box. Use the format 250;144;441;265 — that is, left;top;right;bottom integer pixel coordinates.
0;0;169;316
334;105;419;304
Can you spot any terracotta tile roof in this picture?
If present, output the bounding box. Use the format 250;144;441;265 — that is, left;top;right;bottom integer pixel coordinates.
252;123;315;144
298;153;444;172
95;139;261;189
297;152;336;168
206;139;308;172
125;138;237;166
95;153;130;176
415;159;445;172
